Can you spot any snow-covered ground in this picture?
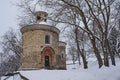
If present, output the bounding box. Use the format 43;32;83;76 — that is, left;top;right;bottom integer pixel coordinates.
19;58;120;80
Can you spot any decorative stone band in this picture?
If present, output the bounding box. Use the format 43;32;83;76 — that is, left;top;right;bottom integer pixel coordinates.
59;41;67;47
20;24;60;34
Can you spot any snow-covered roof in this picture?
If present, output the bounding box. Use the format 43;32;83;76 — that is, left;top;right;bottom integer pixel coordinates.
21;24;60;34
59;41;66;47
39;21;48;25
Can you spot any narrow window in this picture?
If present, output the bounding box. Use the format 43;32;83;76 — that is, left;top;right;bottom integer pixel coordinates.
118;43;120;48
45;35;50;44
61;54;64;58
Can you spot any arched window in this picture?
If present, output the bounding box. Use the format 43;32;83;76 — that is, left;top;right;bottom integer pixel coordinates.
45;35;50;44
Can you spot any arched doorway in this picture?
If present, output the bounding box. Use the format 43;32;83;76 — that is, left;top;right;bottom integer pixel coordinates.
41;47;55;68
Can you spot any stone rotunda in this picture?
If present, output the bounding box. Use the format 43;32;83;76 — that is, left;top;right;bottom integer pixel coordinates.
20;11;66;69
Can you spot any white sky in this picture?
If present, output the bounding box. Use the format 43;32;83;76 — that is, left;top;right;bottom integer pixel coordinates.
0;0;19;36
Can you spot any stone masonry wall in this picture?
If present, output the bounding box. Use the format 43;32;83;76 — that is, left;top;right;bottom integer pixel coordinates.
21;27;59;69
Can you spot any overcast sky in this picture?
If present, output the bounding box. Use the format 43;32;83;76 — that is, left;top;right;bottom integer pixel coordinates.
0;0;19;36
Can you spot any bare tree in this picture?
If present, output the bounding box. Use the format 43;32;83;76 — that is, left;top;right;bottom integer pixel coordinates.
66;28;78;64
68;46;78;64
0;28;22;75
1;29;21;57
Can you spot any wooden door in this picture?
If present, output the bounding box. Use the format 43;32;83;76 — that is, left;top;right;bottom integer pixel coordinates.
45;56;50;67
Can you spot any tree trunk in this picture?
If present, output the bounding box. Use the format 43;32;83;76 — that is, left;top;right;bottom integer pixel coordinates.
106;39;116;66
77;42;88;69
75;27;88;69
90;37;103;68
103;51;109;67
72;55;75;64
77;51;81;65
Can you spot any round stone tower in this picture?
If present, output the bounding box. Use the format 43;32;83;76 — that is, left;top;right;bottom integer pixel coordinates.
20;11;66;69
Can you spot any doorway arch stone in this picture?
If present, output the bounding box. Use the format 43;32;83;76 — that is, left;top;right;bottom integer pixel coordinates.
41;47;55;68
